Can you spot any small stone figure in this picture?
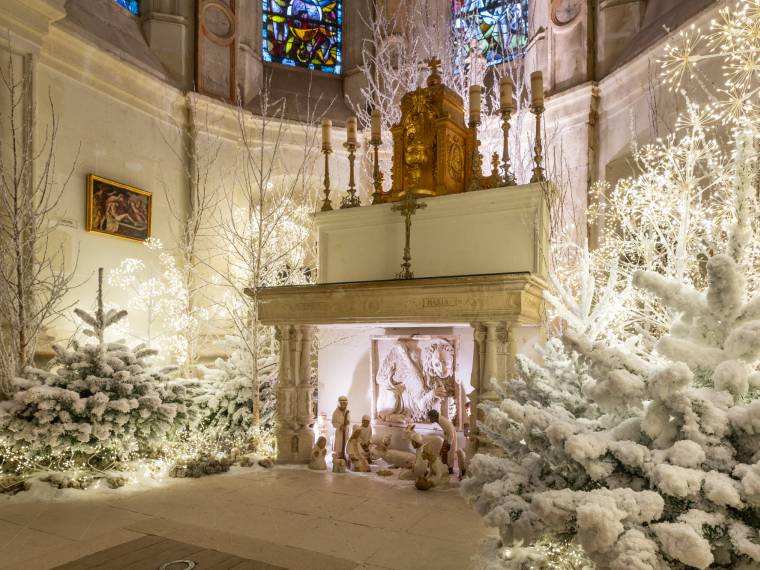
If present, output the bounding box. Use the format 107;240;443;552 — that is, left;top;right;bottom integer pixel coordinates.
423;448;450;487
331;395;351;464
332;458;347;473
370;434;416;468
427;409;458;474
400;429;429;481
309;436;328;470
347;416;373;472
415;476;433;491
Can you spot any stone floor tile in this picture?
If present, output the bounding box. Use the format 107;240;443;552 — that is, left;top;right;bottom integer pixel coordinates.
0;519;75;568
366;531;475;570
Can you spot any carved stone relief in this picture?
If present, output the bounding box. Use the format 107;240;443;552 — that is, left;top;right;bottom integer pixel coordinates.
370;335;462;427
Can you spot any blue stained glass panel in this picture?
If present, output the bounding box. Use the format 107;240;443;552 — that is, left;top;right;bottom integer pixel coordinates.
452;0;529;65
262;0;343;74
114;0;140;16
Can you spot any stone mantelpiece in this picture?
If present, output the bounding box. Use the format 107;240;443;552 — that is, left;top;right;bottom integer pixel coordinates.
256;272;545;326
253;272;546;462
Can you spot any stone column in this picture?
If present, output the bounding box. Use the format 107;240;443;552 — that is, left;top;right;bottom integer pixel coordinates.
274;325;294;462
295;326;315;460
467;321;515;456
297;327;314;423
481;322;501;400
467;322;486;455
274;324;315;463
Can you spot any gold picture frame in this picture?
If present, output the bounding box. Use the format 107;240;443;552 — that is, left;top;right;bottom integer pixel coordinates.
86;174;152;242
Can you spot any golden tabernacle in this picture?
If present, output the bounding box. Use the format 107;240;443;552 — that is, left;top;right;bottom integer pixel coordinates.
387;59;498;202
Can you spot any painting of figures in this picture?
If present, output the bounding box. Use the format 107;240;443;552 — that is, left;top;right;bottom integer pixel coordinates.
86;174;151;242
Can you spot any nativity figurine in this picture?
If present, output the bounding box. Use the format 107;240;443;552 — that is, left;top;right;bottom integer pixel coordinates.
347;415;373;472
309;436;327;470
331;395;350;464
427;409;458;474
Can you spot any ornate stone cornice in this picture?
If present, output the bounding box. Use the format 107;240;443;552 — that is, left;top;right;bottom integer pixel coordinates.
252;272;546;326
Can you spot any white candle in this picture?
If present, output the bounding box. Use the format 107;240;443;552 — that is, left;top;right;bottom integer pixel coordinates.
346;116;358;145
469;84;481;125
321;119;332;150
530;71;544;108
371;109;381;143
500;76;513;112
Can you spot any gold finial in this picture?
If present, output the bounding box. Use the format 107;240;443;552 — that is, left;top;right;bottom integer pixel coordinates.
491;153;500;178
426;57;442;87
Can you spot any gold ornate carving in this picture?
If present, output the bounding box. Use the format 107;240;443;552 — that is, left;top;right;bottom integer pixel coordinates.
447;134;464;183
388;59;475;201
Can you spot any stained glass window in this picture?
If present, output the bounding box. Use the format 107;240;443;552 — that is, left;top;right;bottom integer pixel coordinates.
262;0;342;74
115;0;140;16
452;0;529;65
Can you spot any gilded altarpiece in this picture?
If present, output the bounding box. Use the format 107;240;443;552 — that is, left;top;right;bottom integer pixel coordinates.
389;63;474;200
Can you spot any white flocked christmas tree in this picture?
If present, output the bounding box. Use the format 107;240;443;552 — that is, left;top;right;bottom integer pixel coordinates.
464;119;760;567
0;269;194;473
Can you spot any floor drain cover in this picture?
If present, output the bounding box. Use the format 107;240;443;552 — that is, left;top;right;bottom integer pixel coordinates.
159;561;196;570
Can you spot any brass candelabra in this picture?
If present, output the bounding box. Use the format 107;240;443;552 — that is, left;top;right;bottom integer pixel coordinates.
320;144;333;212
370;138;384;205
530;104;546;183
468;120;482;192
501;109;516;186
341;142;361;208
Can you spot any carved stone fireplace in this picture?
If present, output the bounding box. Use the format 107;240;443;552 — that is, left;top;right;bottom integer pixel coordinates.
257;272;546;463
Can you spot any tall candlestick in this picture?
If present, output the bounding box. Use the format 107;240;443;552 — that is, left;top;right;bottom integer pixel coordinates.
469;84;481;125
500;76;513;112
320;145;333;211
346;116;358;145
468;112;482;192
530;72;546;184
341;141;360;208
321;119;332;151
370;109;383;204
371;109;381;144
501;106;515;186
530;71;544;108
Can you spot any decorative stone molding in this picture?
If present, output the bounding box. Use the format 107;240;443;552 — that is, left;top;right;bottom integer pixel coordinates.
550;0;583;27
254;273;546;327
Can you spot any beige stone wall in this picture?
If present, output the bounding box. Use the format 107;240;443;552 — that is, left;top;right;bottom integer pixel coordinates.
521;0;722;245
0;0;345;361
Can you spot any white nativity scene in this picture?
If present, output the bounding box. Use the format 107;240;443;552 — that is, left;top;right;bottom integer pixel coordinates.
251;61;549;488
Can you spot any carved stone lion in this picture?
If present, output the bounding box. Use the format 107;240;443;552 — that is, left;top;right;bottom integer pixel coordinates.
375;338;456;423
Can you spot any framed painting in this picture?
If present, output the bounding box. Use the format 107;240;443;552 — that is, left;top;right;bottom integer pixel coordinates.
86;174;151;242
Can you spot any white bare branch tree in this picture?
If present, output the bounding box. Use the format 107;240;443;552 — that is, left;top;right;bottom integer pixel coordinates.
209;78;327;424
0;50;79;395
161;94;224;377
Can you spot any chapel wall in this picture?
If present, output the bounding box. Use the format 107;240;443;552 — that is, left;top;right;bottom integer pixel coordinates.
0;1;339;361
521;0;722;246
33;35;189;349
